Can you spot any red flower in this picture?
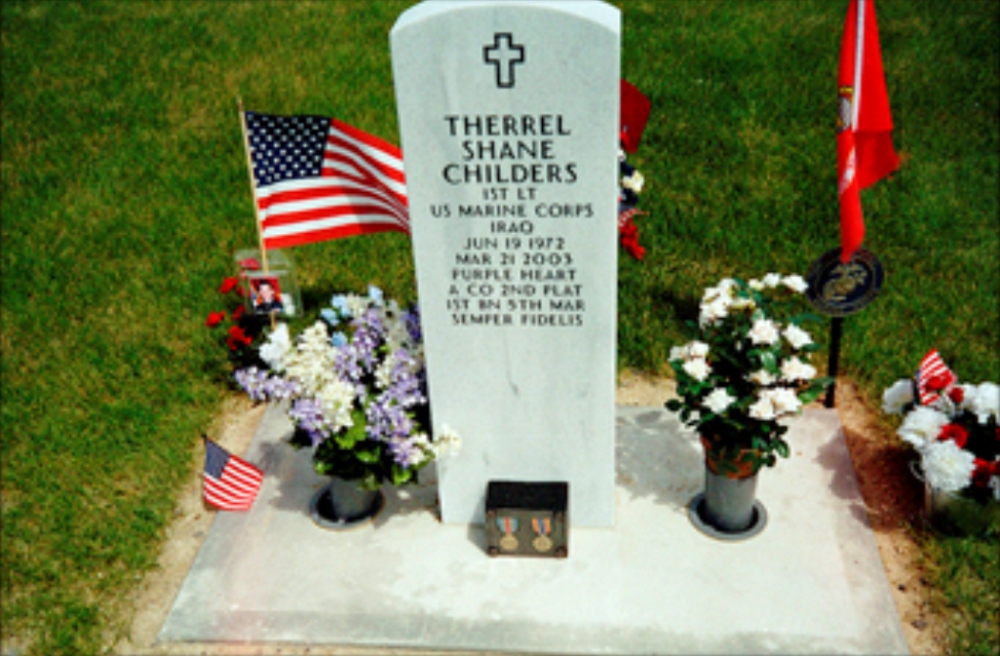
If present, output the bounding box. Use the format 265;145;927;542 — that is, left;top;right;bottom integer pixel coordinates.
205;311;226;327
219;277;239;294
937;423;969;449
947;386;965;404
926;374;950;391
971;459;993;488
228;325;252;347
619;218;645;260
231;305;245;321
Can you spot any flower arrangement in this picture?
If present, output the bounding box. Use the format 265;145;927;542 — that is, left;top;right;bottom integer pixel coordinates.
665;274;831;474
883;370;999;502
206;276;266;368
228;286;458;490
618;149;646;260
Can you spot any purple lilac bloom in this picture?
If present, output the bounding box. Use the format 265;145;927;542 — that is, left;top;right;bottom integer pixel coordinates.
263;376;299;401
289;397;332;447
403;306;422;343
388;437;420;468
235;367;271;402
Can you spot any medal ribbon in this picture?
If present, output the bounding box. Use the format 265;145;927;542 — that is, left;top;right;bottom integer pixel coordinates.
531;517;551;536
497;516;518;536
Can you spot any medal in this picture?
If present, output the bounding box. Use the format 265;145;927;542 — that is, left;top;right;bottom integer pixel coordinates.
531;517;553;552
497;516;519;551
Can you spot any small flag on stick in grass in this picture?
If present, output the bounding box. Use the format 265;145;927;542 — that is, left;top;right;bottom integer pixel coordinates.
917;349;957;406
242;111;409;250
202;436;264;511
836;0;899;263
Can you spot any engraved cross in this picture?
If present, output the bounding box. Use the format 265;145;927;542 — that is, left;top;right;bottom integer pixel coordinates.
483;33;525;89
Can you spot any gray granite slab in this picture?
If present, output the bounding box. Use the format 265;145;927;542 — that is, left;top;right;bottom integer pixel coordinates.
158;404;908;655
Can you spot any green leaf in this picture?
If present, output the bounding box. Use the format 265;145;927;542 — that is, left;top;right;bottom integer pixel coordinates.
774;439;790;459
665;399;683;412
355;445;381;464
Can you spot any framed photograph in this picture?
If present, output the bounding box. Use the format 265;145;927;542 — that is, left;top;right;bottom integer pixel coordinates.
248;276;285;316
234;248;302;317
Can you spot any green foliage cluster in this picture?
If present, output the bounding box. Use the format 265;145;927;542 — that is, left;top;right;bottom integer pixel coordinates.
1;1;996;654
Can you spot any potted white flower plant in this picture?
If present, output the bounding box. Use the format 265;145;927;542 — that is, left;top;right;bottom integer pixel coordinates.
665;273;830;535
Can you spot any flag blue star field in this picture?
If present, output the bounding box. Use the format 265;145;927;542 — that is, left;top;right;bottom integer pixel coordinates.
244;112;409;249
202;437;264;511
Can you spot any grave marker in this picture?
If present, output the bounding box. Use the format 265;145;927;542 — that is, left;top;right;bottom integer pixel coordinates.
391;0;620;526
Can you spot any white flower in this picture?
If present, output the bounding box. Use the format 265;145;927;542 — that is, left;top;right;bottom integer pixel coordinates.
749;369;777;386
921;440;975;492
781;274;809;294
729;296;756;312
682;358;711;382
781;356;817;382
703;388;736;414
434;424;463;458
991;474;1000;502
762;272;782;288
374;351;397;390
897;406;949;450
284;322;340;396
259;323;292;373
966;382;999;423
748;278;765;291
782;324;813;350
749;394;777;420
699;297;731;327
345;294;370;318
748;319;780;346
316;378;357;432
882;379;915;415
766;387;802;415
669;345;688;362
688;341;710;358
622;170;644;193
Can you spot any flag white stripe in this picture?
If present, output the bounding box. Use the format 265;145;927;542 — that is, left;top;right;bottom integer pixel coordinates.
330;124;405;172
256;178;408;224
324;144;407;197
263;213;408;239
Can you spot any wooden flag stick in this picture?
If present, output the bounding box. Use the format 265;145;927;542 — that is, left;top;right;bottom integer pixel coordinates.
237;96;269;275
237;97;277;330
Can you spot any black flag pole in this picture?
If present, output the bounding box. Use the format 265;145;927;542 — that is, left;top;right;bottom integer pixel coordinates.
824;317;845;408
806;248;884;409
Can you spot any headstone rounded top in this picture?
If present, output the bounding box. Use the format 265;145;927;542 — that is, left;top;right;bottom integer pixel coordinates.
391;0;619;34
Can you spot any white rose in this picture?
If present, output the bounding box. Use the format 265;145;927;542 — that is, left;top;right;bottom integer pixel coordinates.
782;324;813;350
669;345;688;362
748;319;780;346
688;341;710;358
781;274;809;294
762;273;782;288
767;388;802;415
749;394;777;420
702;388;736;414
682;358;711;382
749;369;777;386
748;278;765;291
781;356;817;382
897;406;949;450
882;379;915;415
921;440;975;492
699;298;730;327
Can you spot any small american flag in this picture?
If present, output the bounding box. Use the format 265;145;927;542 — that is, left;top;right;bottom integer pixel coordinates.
202;437;264;511
244;112;409;249
917;349;956;405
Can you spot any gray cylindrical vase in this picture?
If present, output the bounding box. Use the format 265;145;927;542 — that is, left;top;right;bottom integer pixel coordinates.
311;476;383;528
703;468;759;533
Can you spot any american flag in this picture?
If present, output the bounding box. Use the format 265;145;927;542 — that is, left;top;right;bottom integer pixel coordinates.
917;349;956;405
244;112;409;249
202;437;264;511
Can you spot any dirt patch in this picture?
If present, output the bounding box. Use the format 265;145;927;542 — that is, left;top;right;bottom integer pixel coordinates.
116;374;947;655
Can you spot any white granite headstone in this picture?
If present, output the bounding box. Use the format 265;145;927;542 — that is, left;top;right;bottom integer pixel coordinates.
391;0;620;526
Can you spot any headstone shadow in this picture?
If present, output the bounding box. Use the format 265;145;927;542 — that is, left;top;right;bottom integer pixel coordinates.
615;408;703;512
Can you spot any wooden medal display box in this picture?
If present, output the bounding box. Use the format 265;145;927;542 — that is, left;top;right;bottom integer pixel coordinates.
485;481;568;558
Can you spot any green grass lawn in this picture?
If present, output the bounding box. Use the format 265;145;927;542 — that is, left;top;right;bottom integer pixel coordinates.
1;1;997;654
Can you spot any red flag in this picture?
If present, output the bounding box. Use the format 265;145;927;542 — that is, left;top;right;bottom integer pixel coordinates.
244;112;409;250
202;437;264;511
916;349;957;406
837;0;899;263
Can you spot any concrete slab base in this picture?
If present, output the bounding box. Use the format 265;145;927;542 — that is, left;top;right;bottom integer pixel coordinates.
158;405;908;655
